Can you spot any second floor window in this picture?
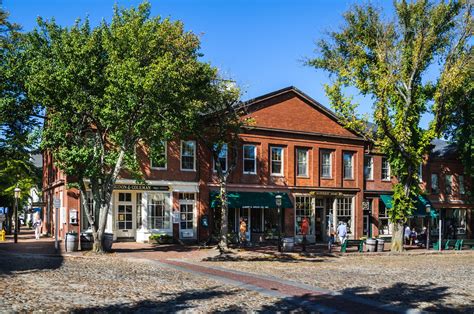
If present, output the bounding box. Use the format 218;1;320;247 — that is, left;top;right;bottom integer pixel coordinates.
343;152;353;179
321;151;332;178
150;141;167;169
243;145;257;174
459;175;465;195
181;141;196;171
431;173;439;194
271;147;283;176
296;148;309;177
382;157;390;181
364;156;373;180
213;144;228;173
445;174;452;195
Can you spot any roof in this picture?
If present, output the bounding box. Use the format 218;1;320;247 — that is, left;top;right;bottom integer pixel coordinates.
430;139;458;159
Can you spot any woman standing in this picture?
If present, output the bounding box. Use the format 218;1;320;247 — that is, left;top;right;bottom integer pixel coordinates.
33;212;42;240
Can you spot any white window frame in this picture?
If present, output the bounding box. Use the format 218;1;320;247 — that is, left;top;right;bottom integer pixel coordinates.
213;144;228;173
321;151;332;179
459;175;465;195
364;156;373;180
270;146;284;176
431;173;439;194
382;157;391;181
150;141;167;170
445;174;453;195
243;144;257;175
418;163;423;182
296;148;309;177
343;152;354;180
180;140;196;171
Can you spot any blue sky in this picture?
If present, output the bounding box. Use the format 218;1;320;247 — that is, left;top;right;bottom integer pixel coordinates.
5;0;434;127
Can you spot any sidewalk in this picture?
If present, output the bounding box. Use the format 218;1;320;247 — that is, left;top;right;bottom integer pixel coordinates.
0;228;62;255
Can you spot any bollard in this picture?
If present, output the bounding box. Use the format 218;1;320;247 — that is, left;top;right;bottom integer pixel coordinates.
0;229;5;241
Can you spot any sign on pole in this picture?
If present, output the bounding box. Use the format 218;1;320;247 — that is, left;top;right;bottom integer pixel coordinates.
53;198;61;209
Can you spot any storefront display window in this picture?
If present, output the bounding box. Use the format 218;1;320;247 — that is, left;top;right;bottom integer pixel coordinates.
379;202;391;235
147;193;171;230
445;208;466;235
295;196;314;235
336;197;352;233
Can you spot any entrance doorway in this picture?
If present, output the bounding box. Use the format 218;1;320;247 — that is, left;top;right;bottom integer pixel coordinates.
239;208;250;241
179;193;196;239
116;192;135;239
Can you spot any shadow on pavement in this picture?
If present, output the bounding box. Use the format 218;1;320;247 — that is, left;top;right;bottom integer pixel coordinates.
74;287;236;313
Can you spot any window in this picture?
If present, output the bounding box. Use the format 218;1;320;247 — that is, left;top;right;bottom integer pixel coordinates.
418;163;423;182
270;146;283;176
81;191;97;231
459;175;465;195
213;144;228;173
378;202;391;235
431;174;439;194
243;145;257;174
321;151;332;178
181;141;196;171
343;152;353;179
150;141;167;169
147;193;171;230
364;156;373;180
336;197;353;233
445;209;467;235
382;157;391;181
136;193;143;229
296;149;309;177
295;196;314;235
445;174;452;195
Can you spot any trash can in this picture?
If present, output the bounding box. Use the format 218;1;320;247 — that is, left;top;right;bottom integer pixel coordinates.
80;232;93;251
282;237;295;252
102;233;114;252
377;238;385;252
366;238;377;252
65;232;79;252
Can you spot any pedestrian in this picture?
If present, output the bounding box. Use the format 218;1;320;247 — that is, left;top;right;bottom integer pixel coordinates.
404;225;411;245
239;217;247;247
336;221;347;245
327;223;335;253
300;217;309;252
33;212;42;240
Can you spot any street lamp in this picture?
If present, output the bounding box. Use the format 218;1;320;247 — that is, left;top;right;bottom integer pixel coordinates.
14;187;21;243
425;204;431;250
275;195;282;252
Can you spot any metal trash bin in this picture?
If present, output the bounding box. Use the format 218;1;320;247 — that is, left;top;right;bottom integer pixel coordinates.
377;238;385;252
102;233;114;252
366;238;377;252
282;237;294;252
65;232;79;252
80;232;93;251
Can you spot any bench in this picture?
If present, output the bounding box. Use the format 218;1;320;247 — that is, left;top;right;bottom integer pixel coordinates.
432;239;456;250
341;239;363;253
457;239;474;250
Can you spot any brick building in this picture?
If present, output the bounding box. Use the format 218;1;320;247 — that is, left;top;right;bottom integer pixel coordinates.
41;86;473;244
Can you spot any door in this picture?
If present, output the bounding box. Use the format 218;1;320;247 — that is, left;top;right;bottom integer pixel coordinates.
239;208;251;241
179;202;195;239
363;214;371;237
116;192;135;238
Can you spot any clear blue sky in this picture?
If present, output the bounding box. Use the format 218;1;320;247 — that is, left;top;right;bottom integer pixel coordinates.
6;0;433;127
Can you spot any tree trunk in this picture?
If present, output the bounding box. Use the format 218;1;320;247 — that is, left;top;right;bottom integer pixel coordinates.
218;181;229;253
391;222;404;252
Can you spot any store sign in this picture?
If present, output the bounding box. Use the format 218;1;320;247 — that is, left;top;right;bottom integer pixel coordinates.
114;184;169;191
32;202;47;207
53;198;61;209
309;191;344;197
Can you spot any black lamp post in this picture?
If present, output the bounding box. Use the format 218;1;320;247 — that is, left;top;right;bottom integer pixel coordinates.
14;187;21;243
275;195;282;252
425;204;431;250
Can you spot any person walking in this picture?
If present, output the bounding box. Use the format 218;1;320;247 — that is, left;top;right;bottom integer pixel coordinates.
336;221;347;245
404;225;411;245
239;217;247;247
33;212;42;240
327;223;335;253
300;217;309;252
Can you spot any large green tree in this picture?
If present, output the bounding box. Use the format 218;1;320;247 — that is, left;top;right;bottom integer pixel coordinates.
24;2;220;252
307;0;472;251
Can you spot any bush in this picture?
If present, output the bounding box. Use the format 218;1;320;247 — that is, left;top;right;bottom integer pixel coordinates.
149;233;173;244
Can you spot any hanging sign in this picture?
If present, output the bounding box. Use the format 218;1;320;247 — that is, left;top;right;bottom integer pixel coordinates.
90;184;169;191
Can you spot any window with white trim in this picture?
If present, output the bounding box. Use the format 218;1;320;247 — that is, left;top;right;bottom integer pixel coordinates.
459;175;465;195
343;152;353;179
150;141;167;169
364;156;373;180
445;208;467;235
382;157;391;180
213;144;228;173
243;144;257;174
336;197;353;233
270;146;283;176
181;140;196;171
296;148;309;177
379;201;391;235
321;151;332;178
445;174;453;195
147;193;171;230
295;196;314;235
431;173;439;194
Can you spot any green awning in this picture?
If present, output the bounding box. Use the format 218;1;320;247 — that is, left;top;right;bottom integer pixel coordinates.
210;191;293;209
380;194;437;218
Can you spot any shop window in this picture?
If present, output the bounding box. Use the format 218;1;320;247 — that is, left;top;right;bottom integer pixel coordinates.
336;197;352;233
81;191;96;231
147;193;171;230
270;146;284;176
343;152;354;179
150;141;167;169
295;196;314;235
296;148;309;177
136;193;143;229
243;145;257;174
181;140;196;171
378;202;391;235
250;208;264;233
445;209;467;235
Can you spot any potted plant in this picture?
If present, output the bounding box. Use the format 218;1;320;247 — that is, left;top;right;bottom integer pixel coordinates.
149;233;173;244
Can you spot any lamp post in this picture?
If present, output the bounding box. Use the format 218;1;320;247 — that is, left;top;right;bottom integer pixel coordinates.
425;204;431;250
14;187;21;243
275;195;282;252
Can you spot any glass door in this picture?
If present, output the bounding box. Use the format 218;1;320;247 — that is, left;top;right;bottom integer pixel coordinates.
179;193;196;239
116;192;135;238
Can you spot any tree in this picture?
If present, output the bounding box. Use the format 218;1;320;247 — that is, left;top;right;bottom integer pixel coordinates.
24;2;220;252
307;0;472;251
191;81;252;252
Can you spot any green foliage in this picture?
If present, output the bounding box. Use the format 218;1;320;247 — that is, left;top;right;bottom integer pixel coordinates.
307;0;472;223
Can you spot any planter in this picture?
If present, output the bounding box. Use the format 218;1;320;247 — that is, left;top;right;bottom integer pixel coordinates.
157;238;174;244
80;232;93;251
65;232;79;252
102;233;114;252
